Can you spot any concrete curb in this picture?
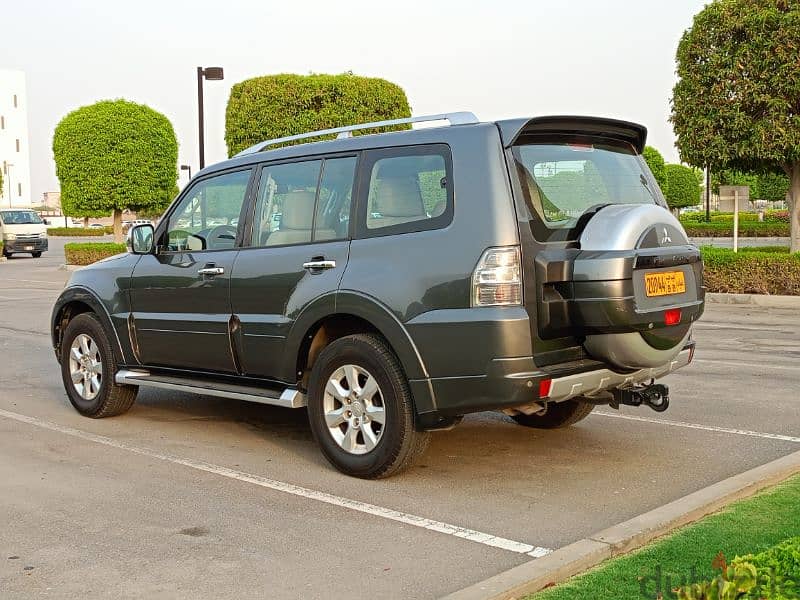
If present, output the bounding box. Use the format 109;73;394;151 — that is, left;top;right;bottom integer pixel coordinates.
441;449;800;600
706;292;800;308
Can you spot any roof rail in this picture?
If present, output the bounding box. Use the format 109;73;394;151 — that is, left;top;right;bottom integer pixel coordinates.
234;111;479;157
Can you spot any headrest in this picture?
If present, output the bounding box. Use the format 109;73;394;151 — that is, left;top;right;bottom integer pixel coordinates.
374;178;424;218
282;190;316;229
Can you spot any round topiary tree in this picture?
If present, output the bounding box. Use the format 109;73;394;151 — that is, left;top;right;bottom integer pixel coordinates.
671;0;800;251
53;99;178;242
225;73;411;157
642;146;667;192
665;164;701;213
756;173;790;203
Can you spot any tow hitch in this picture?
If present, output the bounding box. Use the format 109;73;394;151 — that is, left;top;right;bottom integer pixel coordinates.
611;382;670;413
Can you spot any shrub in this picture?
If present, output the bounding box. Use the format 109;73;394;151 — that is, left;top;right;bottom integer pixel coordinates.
665;164;702;210
53;99;178;241
47;227;111;237
734;536;800;599
64;242;127;266
700;246;800;295
677;538;800;599
642;146;667;191
707;213;760;223
765;210;790;224
684;222;790;237
225;72;411;156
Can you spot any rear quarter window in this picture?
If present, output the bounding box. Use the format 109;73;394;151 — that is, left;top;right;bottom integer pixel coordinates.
356;144;453;238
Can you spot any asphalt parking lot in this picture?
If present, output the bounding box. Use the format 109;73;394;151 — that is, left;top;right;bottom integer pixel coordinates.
1;239;798;599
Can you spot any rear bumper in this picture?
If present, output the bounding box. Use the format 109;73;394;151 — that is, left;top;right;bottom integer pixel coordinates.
414;343;694;426
546;344;692;402
4;238;48;253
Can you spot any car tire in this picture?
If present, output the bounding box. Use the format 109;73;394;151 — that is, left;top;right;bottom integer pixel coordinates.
511;399;594;429
307;333;430;479
31;251;42;258
60;313;137;418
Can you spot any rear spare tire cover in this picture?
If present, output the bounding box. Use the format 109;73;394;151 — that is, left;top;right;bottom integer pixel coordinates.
580;204;692;370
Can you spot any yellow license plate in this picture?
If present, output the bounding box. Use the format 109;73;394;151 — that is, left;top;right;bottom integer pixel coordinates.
645;271;686;297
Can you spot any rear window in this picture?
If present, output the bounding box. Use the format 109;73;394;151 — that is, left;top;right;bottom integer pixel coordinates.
511;138;660;242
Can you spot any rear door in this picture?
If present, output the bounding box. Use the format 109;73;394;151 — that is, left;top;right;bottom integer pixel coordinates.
129;168;253;372
230;155;358;380
507;133;664;365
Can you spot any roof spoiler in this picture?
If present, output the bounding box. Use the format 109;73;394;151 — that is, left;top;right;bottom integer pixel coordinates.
496;116;648;153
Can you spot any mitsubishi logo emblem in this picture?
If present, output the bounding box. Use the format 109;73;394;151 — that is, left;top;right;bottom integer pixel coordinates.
660;227;672;245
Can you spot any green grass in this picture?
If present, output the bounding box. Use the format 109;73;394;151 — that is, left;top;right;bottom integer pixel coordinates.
529;475;800;600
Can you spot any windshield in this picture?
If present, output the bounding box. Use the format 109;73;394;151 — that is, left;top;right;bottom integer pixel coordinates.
0;210;43;225
512;138;660;242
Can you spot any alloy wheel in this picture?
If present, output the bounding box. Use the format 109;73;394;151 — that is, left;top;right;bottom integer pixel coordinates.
322;364;386;455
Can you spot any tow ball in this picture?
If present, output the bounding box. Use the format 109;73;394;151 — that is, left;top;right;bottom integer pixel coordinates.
611;382;670;413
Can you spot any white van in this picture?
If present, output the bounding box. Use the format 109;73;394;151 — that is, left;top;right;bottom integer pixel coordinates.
0;209;49;258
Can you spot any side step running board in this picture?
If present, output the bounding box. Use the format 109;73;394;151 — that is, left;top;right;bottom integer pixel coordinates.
115;369;307;408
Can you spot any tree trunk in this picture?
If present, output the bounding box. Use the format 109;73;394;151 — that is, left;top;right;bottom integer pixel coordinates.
790;164;800;254
113;209;123;244
83;216;89;228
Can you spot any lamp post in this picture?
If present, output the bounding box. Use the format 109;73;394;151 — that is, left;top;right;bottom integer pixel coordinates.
196;66;224;170
180;164;192;180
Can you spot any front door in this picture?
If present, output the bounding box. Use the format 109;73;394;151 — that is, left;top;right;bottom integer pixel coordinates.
230;156;357;379
130;168;254;373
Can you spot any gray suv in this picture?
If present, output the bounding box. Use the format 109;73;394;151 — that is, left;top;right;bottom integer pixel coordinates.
51;112;704;478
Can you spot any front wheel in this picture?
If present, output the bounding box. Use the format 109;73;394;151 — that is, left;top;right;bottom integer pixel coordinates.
307;334;430;479
60;313;137;418
31;251;42;258
511;399;594;429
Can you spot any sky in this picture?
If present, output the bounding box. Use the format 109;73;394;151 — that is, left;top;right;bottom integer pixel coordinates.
1;0;707;203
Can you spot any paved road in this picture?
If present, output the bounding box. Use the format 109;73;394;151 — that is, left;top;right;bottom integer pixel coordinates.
1;242;798;599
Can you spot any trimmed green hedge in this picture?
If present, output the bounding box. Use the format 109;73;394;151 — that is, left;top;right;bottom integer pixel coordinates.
685;222;790;237
225;72;411;156
700;246;800;295
48;227;113;236
64;242;126;265
665;163;701;209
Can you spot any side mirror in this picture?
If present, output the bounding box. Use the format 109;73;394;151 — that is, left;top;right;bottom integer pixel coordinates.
127;223;155;254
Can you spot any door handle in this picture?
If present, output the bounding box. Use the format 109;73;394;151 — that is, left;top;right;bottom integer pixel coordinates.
198;266;224;276
302;260;336;271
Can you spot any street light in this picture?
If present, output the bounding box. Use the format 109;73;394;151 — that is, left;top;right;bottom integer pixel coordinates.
180;164;192;180
3;161;13;208
196;66;224;170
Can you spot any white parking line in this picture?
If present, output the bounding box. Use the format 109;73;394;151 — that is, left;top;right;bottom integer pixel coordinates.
0;408;552;559
594;411;800;444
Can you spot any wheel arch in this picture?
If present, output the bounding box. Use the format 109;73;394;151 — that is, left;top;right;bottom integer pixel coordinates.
283;291;434;414
52;287;128;365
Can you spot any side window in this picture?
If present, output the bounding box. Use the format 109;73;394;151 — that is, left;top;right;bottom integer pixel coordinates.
251;161;321;247
363;146;451;234
163;169;251;252
249;156;356;247
314;157;357;242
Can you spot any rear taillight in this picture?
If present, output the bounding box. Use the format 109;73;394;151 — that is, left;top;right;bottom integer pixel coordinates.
472;247;522;307
665;308;682;326
539;378;552;398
